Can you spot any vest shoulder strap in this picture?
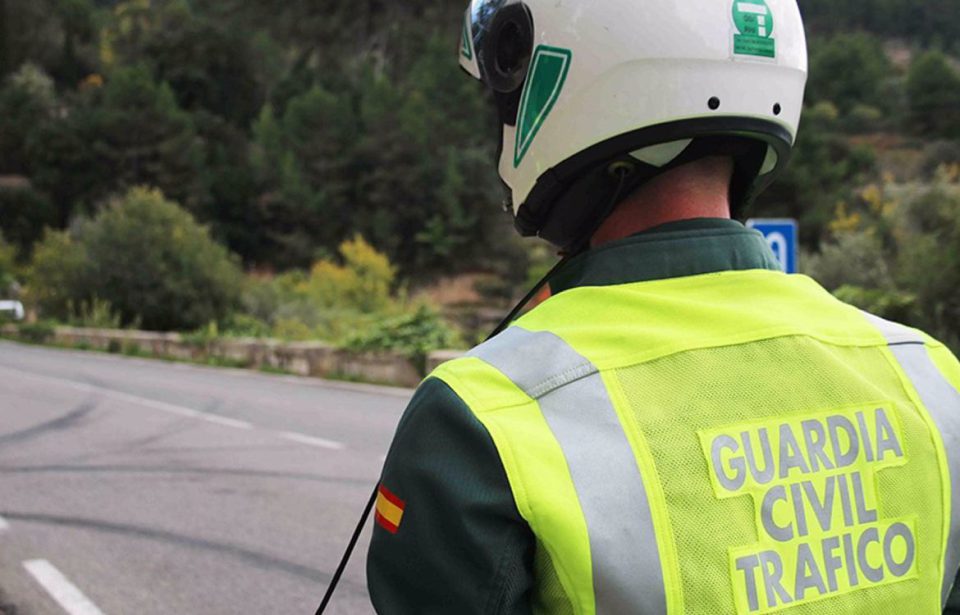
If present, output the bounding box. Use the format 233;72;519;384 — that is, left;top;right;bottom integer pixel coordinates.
468;326;668;615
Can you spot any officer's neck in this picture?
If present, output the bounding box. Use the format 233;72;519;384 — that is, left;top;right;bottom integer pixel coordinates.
591;156;733;248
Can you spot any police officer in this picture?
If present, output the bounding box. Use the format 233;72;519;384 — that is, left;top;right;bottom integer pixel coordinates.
367;1;960;613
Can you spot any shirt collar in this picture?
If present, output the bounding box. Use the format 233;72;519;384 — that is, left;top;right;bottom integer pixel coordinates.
549;218;782;294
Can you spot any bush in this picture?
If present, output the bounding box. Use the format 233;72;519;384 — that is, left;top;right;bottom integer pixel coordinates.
809;178;960;352
844;105;884;134
832;285;916;323
221;313;271;338
804;229;892;291
345;304;463;373
17;321;56;344
25;229;85;318
303;235;395;313
921;141;960;179
242;235;405;342
67;297;123;329
29;187;243;331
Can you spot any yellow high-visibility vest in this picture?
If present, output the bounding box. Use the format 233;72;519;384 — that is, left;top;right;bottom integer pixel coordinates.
432;270;960;615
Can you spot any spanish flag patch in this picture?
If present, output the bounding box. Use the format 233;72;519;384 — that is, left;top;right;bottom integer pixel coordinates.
375;483;405;534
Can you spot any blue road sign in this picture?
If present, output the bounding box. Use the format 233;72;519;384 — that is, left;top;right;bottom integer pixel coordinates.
746;218;799;274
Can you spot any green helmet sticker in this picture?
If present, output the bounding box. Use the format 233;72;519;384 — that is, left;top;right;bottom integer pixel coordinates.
514;45;572;168
733;0;776;59
461;14;473;61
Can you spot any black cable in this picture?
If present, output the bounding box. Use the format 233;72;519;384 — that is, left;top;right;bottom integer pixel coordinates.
314;167;632;614
485;166;631;341
484;254;572;342
314;485;378;615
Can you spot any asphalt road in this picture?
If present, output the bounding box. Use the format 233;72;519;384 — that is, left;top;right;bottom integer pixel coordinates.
0;340;412;615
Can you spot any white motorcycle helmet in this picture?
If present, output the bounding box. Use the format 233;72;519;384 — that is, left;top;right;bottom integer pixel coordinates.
460;0;808;249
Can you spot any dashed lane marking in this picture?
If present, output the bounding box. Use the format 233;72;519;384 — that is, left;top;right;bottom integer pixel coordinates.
0;365;356;450
23;559;106;615
0;514;9;532
279;432;346;450
194;414;253;430
0;366;252;430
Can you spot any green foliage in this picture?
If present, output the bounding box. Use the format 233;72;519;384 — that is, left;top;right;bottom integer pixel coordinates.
304;235;396;313
808;178;960;351
906;51;960;139
921;141;960;179
5;0;960;356
755;102;878;246
29;187;243;330
67;297;123;329
832;285;917;325
807;33;891;114
345;303;463;373
0;63;57;173
0;0;97;82
220;313;270;338
27;65;206;222
800;0;960;48
0;187;57;257
16;321;56;344
27;229;86;317
246;236;400;342
100;2;262;123
0;234;16;294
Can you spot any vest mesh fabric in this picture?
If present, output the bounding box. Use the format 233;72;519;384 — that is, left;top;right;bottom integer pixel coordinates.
533;540;576;615
615;336;943;614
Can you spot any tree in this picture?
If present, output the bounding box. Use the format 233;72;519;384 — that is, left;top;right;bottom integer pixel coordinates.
0;187;57;257
247;85;360;268
30;187;243;330
806;33;891;115
800;0;960;48
103;0;263;126
755;102;878;248
191;112;259;262
906;51;960;138
28;65;206;223
0;0;97;84
0;63;57;173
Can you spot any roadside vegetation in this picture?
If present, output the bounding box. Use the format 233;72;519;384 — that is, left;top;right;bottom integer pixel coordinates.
1;1;960;355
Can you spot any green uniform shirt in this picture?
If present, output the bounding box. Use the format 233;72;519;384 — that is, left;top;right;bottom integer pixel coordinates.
366;218;960;613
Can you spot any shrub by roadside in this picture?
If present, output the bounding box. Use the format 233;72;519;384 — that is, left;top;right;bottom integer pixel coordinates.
345;304;462;373
28;187;243;331
805;173;960;351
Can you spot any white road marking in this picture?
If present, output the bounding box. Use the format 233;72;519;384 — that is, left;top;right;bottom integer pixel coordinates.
0;365;363;448
279;432;345;450
23;559;106;615
0;514;9;532
198;414;253;430
0;366;251;430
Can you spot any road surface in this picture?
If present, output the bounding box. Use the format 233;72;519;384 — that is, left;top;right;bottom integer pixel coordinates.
0;340;412;614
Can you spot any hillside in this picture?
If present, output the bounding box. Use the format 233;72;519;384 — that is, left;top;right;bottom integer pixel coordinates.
1;0;959;348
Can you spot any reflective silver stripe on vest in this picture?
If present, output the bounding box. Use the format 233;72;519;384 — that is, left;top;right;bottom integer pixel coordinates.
469;326;666;615
863;311;960;606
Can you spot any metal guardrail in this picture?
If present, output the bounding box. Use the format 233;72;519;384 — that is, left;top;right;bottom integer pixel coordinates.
0;301;24;321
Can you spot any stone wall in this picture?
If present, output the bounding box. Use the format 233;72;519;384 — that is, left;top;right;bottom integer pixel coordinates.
0;324;456;388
